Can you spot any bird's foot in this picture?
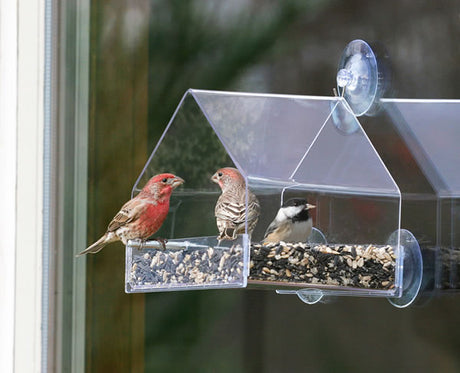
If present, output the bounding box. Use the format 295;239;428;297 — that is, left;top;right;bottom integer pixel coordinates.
225;227;237;240
154;237;168;250
218;228;237;242
131;238;146;250
217;234;231;243
216;233;236;247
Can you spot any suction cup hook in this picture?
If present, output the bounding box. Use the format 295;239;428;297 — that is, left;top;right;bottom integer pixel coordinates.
336;39;383;117
387;229;423;308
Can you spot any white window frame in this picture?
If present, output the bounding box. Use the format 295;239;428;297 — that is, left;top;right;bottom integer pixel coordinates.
0;0;89;371
1;0;45;372
0;0;20;369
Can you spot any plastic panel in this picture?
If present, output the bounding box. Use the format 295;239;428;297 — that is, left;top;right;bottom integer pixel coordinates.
382;100;460;197
126;235;249;293
382;99;460;293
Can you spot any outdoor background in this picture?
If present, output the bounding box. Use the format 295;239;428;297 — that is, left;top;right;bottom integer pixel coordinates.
84;1;460;372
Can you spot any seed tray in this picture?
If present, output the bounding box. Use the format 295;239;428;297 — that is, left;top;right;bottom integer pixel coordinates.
249;242;396;290
125;240;246;293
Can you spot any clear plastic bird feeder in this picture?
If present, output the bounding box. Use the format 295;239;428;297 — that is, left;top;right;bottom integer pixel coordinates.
124;40;425;308
379;99;460;295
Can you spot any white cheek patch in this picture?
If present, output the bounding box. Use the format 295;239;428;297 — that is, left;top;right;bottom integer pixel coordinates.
278;205;302;220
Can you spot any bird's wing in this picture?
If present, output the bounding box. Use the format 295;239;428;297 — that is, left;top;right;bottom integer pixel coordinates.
247;193;260;223
215;198;246;224
263;219;290;242
107;199;147;232
263;218;279;239
215;192;260;225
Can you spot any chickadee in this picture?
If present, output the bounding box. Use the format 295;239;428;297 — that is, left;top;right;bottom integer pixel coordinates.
263;198;315;244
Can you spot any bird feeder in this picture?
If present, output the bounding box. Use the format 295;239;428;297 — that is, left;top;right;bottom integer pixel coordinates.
377;99;460;295
124;39;460;308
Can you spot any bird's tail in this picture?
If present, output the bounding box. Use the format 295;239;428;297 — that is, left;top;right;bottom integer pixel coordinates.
76;233;116;257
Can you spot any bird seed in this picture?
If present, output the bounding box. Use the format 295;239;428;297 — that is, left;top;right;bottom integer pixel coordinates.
128;245;244;290
249;242;396;290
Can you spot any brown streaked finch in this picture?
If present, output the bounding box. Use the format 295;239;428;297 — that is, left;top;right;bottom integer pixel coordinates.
76;173;184;256
211;167;260;242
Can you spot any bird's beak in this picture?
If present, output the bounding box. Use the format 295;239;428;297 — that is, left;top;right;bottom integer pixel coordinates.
211;173;218;183
171;176;185;189
305;203;316;210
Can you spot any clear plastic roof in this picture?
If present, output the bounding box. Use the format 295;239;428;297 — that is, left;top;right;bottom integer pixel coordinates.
191;89;400;197
382;99;460;197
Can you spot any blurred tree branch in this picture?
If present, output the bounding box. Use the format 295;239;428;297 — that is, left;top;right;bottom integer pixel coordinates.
147;0;331;148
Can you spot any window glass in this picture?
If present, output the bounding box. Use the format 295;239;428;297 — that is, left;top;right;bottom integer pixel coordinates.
81;1;460;371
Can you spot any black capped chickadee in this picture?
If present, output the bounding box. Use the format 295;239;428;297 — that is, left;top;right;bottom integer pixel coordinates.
263;198;315;244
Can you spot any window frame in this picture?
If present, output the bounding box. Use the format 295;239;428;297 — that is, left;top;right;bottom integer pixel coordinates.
0;0;90;371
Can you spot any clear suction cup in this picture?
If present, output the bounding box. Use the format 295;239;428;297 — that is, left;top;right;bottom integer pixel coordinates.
276;227;327;304
387;229;423;308
276;288;324;304
307;227;327;244
336;39;380;117
296;289;324;304
330;99;359;135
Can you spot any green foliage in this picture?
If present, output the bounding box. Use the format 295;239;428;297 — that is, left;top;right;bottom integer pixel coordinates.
146;94;233;189
147;0;322;148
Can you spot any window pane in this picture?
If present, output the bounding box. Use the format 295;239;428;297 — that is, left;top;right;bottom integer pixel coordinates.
79;1;460;372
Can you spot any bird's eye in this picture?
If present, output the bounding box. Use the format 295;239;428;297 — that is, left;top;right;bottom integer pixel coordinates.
162;178;168;183
218;172;223;177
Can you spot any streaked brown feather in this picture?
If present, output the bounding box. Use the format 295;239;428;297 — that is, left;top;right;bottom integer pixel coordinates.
107;198;151;232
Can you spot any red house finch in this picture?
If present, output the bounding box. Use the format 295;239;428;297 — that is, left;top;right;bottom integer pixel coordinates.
211;167;260;241
77;173;184;256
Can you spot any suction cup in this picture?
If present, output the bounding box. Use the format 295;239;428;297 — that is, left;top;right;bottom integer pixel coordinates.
336;39;385;117
276;288;324;304
276;228;327;303
307;227;327;244
296;289;324;304
387;229;423;308
330;99;360;135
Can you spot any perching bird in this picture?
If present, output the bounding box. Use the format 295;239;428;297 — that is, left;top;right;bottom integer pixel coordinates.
263;198;315;244
211;167;260;241
77;173;184;256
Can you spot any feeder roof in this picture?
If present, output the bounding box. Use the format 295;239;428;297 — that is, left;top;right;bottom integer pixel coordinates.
189;89;400;197
380;99;460;198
